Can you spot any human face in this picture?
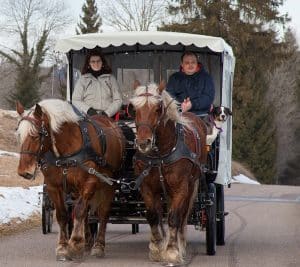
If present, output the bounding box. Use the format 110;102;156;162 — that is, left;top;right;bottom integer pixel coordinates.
89;55;103;71
181;54;198;75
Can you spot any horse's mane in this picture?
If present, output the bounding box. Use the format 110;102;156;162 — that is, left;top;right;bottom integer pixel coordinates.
130;84;191;128
17;99;80;144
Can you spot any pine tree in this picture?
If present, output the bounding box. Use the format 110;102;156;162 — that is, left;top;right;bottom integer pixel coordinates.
76;0;102;34
160;0;290;184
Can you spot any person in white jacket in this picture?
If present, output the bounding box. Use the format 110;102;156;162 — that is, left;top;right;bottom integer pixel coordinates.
72;50;122;117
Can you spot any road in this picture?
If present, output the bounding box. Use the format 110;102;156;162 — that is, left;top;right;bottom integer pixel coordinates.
1;184;300;267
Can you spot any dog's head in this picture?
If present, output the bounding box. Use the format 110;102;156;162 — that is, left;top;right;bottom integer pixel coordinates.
211;106;232;122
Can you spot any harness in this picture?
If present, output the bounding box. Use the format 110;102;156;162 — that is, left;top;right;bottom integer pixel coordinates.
133;123;202;190
19;107;116;186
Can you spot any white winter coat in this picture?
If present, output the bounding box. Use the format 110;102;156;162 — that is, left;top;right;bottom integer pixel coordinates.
72;73;122;117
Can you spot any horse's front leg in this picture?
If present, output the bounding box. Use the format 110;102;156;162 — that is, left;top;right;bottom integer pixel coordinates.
91;185;115;258
141;182;165;262
163;193;190;264
68;195;89;259
47;186;70;261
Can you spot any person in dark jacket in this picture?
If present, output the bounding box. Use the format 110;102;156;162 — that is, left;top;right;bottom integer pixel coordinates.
166;51;215;115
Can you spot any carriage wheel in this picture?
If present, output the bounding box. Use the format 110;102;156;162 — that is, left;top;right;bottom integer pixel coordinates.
205;183;216;255
132;223;139;234
216;184;225;245
42;189;54;234
42;204;48;234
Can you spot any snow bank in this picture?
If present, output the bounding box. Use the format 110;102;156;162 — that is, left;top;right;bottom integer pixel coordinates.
232;174;260;185
0;186;42;224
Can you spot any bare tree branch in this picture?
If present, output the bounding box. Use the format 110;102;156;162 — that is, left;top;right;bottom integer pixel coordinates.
98;0;168;31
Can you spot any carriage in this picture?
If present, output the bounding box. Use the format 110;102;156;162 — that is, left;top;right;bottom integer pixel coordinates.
42;31;235;257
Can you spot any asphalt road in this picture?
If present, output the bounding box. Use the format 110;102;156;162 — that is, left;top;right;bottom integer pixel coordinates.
1;184;300;267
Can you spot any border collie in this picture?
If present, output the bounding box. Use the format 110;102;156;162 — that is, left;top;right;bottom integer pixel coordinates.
206;106;232;145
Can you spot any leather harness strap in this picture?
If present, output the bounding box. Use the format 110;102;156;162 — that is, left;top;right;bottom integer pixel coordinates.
133;123;202;190
40;118;116;185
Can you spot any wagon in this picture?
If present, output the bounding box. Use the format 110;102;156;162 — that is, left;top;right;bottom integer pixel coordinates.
53;31;235;255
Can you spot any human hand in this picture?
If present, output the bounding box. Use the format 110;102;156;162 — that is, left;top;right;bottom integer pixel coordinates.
87;107;98;116
181;98;192;112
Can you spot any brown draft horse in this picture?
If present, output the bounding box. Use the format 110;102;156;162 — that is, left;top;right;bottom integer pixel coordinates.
16;99;125;261
130;83;207;264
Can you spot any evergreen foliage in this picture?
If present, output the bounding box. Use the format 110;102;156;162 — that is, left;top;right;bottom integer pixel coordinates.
160;0;290;183
76;0;102;34
0;27;50;109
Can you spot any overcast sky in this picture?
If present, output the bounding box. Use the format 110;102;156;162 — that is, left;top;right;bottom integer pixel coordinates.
64;0;300;43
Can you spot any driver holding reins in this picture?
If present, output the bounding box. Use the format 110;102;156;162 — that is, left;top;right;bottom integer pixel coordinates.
166;51;215;116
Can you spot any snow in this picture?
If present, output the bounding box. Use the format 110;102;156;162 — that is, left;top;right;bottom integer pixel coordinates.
232;174;260;185
0;150;19;158
0;185;42;224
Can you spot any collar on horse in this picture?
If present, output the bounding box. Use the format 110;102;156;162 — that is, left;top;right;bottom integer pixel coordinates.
133;123;202;190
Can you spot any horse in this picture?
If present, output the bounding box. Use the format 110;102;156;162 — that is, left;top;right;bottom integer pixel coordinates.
16;99;125;261
130;83;207;264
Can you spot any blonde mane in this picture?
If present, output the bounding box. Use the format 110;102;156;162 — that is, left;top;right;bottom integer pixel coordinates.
17;99;80;145
130;83;191;127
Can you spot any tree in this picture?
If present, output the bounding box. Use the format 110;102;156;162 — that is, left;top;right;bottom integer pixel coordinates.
160;0;290;183
98;0;168;31
267;30;300;184
76;0;102;34
0;0;71;108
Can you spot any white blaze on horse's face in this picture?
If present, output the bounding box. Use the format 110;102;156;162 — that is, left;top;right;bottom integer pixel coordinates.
17;119;41;179
135;103;161;154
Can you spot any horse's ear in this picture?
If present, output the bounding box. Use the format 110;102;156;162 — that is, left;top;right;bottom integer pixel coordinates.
133;80;141;90
157;80;166;94
16;101;24;116
34;104;43;119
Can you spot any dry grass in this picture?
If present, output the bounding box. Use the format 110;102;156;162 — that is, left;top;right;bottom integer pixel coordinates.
0;156;43;187
0;213;41;237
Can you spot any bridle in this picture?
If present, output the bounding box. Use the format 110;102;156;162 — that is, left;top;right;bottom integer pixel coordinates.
18;113;50;179
134;90;171;151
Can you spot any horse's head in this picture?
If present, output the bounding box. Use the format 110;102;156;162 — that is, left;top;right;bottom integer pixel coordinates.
130;82;166;153
16;101;51;180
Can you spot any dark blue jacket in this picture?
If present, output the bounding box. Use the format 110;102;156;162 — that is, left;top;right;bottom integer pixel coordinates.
166;66;215;115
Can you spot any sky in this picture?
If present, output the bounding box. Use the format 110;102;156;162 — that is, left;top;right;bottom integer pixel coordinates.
63;0;300;44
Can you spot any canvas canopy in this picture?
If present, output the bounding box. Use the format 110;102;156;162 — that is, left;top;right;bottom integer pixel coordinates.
55;31;234;58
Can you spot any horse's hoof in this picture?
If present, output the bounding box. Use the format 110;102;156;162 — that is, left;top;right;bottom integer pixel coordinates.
56;245;71;261
90;245;105;258
149;250;162;262
67;244;85;261
56;254;71;261
162;248;183;265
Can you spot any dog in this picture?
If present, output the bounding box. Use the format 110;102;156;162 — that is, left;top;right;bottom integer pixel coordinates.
206;106;232;145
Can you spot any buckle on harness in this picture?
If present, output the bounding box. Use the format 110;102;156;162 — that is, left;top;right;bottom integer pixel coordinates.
88;168;95;175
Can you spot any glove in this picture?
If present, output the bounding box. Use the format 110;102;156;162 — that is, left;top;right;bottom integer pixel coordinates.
99;111;108;116
87;107;98;116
